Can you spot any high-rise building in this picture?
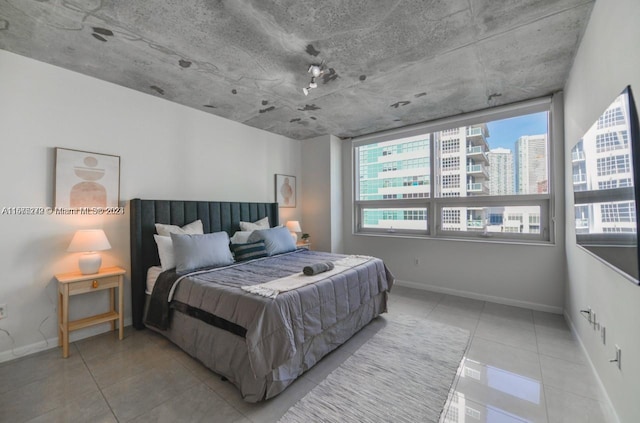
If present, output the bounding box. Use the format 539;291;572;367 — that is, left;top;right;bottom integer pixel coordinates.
515;134;548;194
435;124;491;231
488;148;514;195
357;135;430;230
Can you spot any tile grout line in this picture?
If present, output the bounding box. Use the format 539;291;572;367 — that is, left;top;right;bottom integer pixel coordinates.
532;313;552;423
75;341;121;423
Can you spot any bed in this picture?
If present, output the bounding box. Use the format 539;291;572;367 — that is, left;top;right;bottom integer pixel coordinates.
130;199;393;402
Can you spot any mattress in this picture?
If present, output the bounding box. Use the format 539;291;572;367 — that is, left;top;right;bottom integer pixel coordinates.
146;266;162;295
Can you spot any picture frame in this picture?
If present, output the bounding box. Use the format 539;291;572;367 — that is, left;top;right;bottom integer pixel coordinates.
275;174;296;208
55;148;121;208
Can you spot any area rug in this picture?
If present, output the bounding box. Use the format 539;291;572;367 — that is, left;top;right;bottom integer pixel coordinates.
279;316;470;423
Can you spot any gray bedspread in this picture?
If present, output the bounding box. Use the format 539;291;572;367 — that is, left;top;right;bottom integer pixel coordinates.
146;249;394;379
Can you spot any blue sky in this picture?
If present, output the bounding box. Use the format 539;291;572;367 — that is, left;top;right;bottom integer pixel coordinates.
486;112;548;151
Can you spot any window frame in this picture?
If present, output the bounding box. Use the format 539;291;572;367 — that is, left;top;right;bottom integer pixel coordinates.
352;96;556;244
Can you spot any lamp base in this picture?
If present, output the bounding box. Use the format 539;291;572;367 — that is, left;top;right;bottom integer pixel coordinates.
289;231;298;243
78;252;102;274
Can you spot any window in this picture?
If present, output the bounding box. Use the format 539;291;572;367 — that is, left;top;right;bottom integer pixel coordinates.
441;138;460;154
353;98;553;242
601;201;636;223
361;207;428;231
597;106;625;129
598;178;632;189
442;174;460;188
596;131;628;153
596;154;631;176
442;157;460;171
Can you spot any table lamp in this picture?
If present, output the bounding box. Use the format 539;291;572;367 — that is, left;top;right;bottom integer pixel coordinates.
285;220;302;243
67;229;111;274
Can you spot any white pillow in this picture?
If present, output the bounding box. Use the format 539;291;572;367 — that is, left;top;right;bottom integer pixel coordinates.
155;219;204;237
230;230;253;244
239;216;270;232
154;235;175;271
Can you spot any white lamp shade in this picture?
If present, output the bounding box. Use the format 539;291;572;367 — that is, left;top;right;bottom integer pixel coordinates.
285;221;302;233
67;230;111;252
68;230;110;274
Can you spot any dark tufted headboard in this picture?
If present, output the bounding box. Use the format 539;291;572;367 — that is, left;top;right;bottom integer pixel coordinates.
129;199;279;329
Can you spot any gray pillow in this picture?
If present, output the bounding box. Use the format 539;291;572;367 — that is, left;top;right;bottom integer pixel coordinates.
247;226;297;256
170;231;234;274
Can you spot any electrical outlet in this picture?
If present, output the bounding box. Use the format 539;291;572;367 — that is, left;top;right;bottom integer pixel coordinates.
0;303;6;320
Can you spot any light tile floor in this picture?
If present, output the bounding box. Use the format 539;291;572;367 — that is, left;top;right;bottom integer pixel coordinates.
0;285;614;422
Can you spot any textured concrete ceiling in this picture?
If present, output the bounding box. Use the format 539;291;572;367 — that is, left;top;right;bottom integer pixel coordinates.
0;0;594;140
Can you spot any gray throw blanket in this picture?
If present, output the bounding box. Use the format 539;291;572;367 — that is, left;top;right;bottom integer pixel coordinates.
145;269;180;330
303;261;335;276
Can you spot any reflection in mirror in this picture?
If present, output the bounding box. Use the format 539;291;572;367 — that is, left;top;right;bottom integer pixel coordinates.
571;86;640;283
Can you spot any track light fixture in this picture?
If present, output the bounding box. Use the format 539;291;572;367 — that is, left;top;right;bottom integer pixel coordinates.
302;64;325;96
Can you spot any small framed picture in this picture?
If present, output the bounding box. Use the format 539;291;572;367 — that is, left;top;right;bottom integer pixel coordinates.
55;148;120;208
275;174;296;208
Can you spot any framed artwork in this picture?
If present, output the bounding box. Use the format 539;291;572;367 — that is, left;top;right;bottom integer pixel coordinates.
55;148;120;208
275;174;296;208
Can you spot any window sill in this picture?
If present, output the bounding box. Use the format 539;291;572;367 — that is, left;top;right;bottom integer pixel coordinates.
352;231;555;247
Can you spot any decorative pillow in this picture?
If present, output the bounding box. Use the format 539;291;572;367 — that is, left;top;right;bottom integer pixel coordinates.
230;230;253;245
231;240;268;262
155;219;204;237
247;226;296;256
154;235;175;271
239;216;270;232
170;232;234;274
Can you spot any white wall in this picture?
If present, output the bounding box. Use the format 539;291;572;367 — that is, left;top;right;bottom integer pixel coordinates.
563;0;640;421
0;50;301;361
340;99;567;313
329;135;344;253
301;134;343;253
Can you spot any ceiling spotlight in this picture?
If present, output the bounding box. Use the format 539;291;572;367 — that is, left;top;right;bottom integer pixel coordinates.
302;63;327;96
308;65;322;78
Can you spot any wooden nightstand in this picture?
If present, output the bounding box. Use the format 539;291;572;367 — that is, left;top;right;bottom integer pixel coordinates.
55;266;125;358
296;241;311;250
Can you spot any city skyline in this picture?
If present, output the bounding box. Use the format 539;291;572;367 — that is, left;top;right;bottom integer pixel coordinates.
487;112;548;151
356;117;549;234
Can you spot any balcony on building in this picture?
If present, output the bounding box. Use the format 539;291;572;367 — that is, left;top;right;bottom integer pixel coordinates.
572;150;585;162
466;162;490;178
466;125;490;149
465;208;485;230
467;182;490;195
575;218;589;229
466;219;484;229
466;145;489;164
573;173;587;184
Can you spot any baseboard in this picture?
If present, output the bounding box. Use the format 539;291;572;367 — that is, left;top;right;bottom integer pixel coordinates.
0;336;59;364
564;311;620;423
394;279;564;314
0;316;133;364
